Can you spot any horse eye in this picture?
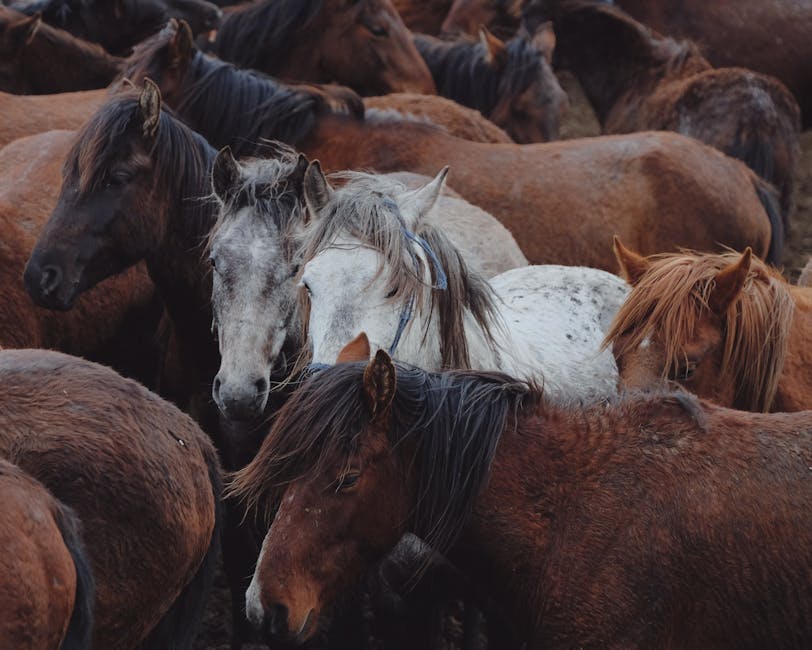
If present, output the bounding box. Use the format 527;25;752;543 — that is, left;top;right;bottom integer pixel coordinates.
104;170;132;189
209;256;217;270
385;286;398;299
362;19;387;37
301;280;313;296
670;362;696;381
337;472;361;492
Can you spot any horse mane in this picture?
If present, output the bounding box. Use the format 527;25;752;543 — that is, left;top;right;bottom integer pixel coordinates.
208;141;306;261
120;25;364;156
213;0;324;70
228;360;537;554
604;251;795;412
9;0;80;22
65;90;217;241
414;33;544;115
297;172;501;371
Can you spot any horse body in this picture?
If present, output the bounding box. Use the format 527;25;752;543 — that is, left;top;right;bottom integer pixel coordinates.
232;352;812;648
550;1;800;227
0;458;93;650
0;349;220;649
391;0;452;33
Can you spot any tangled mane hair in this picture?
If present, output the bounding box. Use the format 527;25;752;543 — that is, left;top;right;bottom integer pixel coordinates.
228;360;537;554
295;172;501;373
415;31;551;117
605;250;795;412
212;0;323;71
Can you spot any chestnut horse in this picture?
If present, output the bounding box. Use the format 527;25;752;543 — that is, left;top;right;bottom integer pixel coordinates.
8;0;221;55
548;1;801;227
0;348;221;649
205;0;436;95
0;130;163;387
0;458;94;650
123;21;783;271
0;8;122;93
415;23;567;142
615;0;812;127
606;238;812;412
231;343;812;648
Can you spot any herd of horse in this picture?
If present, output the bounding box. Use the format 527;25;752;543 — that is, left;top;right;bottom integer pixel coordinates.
1;0;811;649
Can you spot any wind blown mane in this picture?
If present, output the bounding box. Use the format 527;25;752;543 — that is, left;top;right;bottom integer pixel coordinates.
297;172;501;370
229;361;537;554
64;91;217;241
212;0;324;70
415;33;545;115
605;251;794;412
120;24;364;156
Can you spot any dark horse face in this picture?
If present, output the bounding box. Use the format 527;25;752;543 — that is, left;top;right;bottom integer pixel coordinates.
243;342;412;644
24;83;166;310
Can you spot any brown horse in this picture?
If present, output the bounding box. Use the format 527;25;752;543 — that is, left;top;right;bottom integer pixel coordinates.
230;338;812;648
615;0;812;127
606;238;812;412
548;1;801;228
392;0;452;33
0;458;94;650
415;23;567;142
442;0;524;35
123;22;783;270
0;8;123;93
7;0;221;55
205;0;436;95
0;348;221;649
0;130;163;387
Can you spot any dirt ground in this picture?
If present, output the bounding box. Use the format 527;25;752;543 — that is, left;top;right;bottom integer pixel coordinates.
193;75;812;650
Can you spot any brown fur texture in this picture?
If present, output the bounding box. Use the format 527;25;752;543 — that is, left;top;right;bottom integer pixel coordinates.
0;349;220;649
364;92;513;143
392;0;452;33
232;357;812;648
616;0;812;127
0;130;164;387
549;1;801;228
0;8;122;93
442;0;524;36
0;459;81;650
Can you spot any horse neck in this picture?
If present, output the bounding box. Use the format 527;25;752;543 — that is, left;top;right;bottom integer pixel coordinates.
26;35;120;91
773;286;812;411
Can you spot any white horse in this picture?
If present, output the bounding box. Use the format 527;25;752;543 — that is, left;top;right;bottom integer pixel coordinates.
207;143;527;420
300;164;631;403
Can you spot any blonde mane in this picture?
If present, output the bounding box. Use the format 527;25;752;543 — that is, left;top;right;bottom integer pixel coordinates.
605;251;794;412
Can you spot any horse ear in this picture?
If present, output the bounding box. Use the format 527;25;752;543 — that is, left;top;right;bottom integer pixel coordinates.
479;26;507;67
170;19;195;65
289;153;309;196
708;248;752;315
212;146;241;204
613;236;650;285
531;21;556;63
337;332;371;363
8;12;41;48
404;166;448;225
363;349;396;421
138;79;162;141
303;160;334;220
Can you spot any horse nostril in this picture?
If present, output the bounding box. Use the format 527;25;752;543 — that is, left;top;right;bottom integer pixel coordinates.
265;602;289;638
39;265;63;296
254;376;268;398
212;376;222;402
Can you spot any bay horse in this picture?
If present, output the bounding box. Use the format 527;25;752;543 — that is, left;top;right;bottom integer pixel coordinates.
415;22;567;142
8;0;221;55
0;129;163;388
208;145;527;420
297;162;629;401
0;8;122;93
0;348;221;649
205;0;436;96
123;21;783;271
548;1;801;228
0;458;94;650
230;342;812;648
606;237;812;413
615;0;812;127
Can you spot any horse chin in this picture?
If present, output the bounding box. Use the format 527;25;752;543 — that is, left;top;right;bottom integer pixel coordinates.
290;608;317;645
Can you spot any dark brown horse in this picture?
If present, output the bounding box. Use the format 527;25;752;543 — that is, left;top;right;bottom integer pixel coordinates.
7;0;221;55
606;238;812;413
123;21;783;270
0;458;94;650
615;0;812;127
231;338;812;648
547;1;801;228
0;8;122;93
0;348;221;649
392;0;452;33
415;23;567;142
205;0;436;95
